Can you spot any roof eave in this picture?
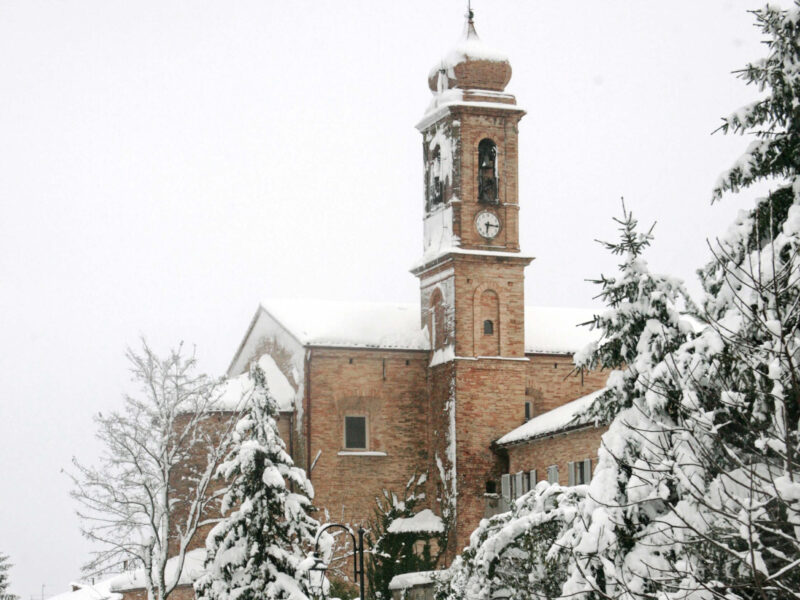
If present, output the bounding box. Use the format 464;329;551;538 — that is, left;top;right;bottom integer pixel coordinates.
494;421;602;449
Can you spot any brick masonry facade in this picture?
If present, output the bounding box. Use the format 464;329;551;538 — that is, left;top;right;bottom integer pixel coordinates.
506;425;610;486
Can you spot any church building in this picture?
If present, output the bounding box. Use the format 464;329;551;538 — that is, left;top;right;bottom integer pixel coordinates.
225;12;609;558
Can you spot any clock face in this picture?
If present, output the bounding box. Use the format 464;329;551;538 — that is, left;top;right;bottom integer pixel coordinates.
475;211;501;239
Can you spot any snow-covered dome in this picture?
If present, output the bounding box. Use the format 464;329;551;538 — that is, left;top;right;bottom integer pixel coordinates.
428;13;512;93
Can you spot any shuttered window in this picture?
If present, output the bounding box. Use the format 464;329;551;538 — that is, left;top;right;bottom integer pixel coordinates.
568;459;592;486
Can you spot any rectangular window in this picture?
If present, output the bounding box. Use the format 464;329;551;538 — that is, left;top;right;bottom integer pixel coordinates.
568;459;592;486
547;465;559;484
344;416;367;449
524;401;532;421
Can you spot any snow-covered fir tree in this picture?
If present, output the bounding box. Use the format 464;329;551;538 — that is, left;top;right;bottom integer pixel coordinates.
0;553;18;600
194;365;318;600
554;206;701;599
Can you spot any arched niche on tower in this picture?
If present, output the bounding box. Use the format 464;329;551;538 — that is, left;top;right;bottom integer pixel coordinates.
428;287;447;350
472;283;503;356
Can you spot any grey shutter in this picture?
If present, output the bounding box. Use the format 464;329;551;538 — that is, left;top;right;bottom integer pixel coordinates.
529;470;537;489
501;474;511;499
522;470;530;494
547;465;558;484
568;461;575;486
515;472;524;498
583;458;592;483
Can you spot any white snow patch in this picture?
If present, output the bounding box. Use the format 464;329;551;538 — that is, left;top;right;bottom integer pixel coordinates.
424;205;458;256
430;344;455;367
496;388;606;446
217;354;296;412
388;570;440;591
387;509;445;534
109;549;206;592
48;575;122;600
336;451;387;457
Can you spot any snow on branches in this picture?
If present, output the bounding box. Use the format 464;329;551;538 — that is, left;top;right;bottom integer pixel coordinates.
438;482;585;600
69;341;241;600
194;365;318;600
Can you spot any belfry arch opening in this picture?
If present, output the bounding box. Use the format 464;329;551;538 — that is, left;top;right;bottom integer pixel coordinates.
478;138;498;204
427;145;444;209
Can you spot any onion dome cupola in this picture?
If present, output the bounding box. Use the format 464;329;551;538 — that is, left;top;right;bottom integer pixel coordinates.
428;9;512;94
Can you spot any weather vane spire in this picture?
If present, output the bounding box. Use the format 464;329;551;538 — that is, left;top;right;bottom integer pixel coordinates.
466;0;474;23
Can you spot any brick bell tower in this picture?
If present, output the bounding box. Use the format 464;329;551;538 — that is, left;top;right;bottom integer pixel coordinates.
411;11;533;556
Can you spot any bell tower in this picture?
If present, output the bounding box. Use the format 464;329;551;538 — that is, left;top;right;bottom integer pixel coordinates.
413;11;534;557
412;10;531;359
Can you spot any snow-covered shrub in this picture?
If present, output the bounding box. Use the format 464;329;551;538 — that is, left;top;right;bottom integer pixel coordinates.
194;365;318;600
437;482;585;600
366;473;444;600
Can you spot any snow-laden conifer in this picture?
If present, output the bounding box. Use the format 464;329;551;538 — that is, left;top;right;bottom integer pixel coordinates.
194;365;318;600
554;206;702;599
0;553;18;600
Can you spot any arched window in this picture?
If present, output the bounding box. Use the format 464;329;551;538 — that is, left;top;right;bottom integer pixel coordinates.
478;139;498;204
483;319;494;335
428;146;443;208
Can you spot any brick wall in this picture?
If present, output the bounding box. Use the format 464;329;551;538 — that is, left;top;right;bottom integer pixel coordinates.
304;347;430;529
168;412;237;556
451;358;527;555
525;355;607;417
450;256;530;358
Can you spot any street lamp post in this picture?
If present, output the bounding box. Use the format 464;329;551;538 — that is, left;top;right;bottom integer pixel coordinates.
309;523;366;600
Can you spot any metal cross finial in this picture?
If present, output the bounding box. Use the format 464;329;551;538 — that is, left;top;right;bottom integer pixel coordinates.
466;0;474;22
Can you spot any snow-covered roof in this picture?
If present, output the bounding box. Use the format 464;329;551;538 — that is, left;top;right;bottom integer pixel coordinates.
387;509;444;534
388;570;440;591
258;299;598;355
108;549;206;592
48;575;121;600
524;306;596;354
260;299;430;350
428;23;509;81
218;354;296;412
496;388;607;447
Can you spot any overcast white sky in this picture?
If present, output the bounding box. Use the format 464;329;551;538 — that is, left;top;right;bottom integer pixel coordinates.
0;1;791;598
